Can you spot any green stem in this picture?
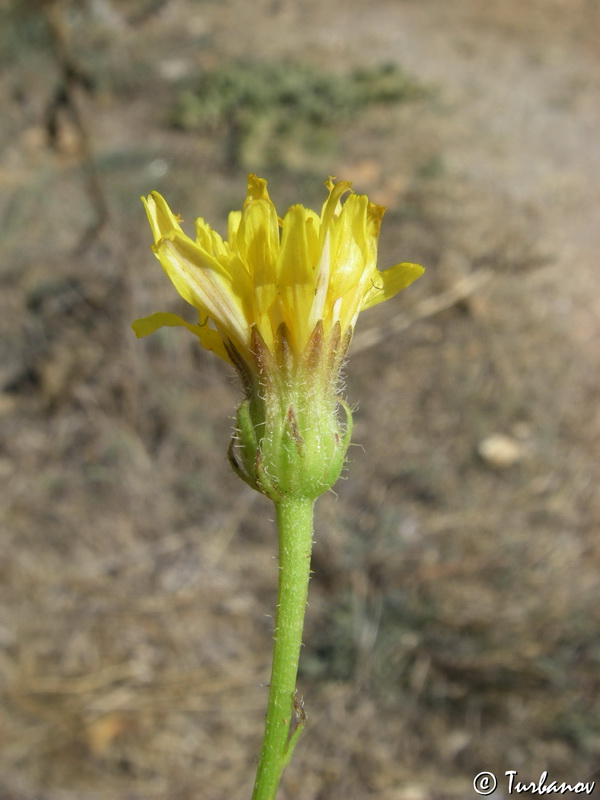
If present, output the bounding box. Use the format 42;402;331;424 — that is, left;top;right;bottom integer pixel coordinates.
251;497;315;800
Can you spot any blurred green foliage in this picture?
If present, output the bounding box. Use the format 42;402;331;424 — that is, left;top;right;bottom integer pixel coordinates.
172;61;427;169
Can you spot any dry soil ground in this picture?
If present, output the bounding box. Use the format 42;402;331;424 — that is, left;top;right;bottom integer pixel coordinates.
0;1;599;799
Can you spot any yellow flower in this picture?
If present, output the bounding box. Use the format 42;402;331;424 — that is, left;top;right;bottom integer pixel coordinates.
134;174;423;500
133;175;423;375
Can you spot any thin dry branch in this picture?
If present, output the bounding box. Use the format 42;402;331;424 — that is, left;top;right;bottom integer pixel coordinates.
42;0;110;251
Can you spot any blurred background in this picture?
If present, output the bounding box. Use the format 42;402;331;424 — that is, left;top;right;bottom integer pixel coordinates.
1;0;599;798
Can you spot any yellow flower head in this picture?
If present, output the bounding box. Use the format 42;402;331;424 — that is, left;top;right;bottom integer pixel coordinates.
134;174;423;500
134;174;423;380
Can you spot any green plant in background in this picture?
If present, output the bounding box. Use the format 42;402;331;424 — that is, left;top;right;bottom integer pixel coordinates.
172;62;427;168
133;174;423;799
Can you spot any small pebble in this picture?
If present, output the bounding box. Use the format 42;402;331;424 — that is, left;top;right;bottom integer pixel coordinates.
478;433;524;468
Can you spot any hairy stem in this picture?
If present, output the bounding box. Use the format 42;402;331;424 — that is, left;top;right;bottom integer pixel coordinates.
251;497;314;800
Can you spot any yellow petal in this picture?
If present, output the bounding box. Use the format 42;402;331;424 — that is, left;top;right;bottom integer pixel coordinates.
303;209;321;265
309;231;331;332
131;312;230;362
142;192;183;244
194;217;214;251
327;193;369;299
245;173;271;204
155;233;250;348
366;201;386;238
361;262;425;310
194;218;229;262
227;210;242;244
320;177;353;243
240;201;279;275
278;205;314;283
236;181;280;323
132;311;203;338
196;314;232;362
238;192;279;264
277;204;316;350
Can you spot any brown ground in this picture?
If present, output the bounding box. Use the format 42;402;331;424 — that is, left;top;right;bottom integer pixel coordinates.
1;1;599;799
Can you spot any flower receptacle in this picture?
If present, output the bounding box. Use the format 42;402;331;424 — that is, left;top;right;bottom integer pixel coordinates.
230;387;352;503
228;324;353;502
